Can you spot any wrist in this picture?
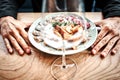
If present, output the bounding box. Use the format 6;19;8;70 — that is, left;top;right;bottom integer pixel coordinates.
0;16;15;31
107;17;120;20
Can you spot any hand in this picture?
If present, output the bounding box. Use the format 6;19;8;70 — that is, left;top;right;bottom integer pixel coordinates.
91;17;120;58
0;16;32;55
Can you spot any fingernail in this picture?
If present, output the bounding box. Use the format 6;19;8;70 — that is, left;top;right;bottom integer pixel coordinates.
19;50;24;56
92;49;96;55
26;48;31;54
9;49;13;54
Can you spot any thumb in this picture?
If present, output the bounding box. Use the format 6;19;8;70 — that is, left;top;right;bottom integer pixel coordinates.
94;21;103;27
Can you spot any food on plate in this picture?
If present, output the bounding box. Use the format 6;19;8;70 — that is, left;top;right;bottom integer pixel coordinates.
32;14;91;50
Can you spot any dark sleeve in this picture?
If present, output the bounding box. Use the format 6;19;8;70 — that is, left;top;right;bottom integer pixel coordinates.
102;0;120;18
0;0;25;19
32;0;42;12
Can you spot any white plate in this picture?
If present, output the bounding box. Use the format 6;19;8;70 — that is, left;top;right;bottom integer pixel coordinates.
28;13;98;55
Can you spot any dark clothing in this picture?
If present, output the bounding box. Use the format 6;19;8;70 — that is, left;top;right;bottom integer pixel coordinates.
0;0;120;19
101;0;120;18
85;0;120;18
0;0;42;18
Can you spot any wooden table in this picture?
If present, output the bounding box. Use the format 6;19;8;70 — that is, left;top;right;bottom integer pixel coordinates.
0;12;120;80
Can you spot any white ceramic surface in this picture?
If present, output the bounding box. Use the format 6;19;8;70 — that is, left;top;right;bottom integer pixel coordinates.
28;13;98;55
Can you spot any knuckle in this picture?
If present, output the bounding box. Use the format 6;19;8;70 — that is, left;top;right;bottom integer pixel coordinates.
17;37;23;42
101;39;107;44
11;38;16;43
104;25;111;31
104;47;109;52
16;47;20;51
109;28;119;36
6;44;10;48
109;40;114;45
2;33;8;37
8;30;13;35
103;50;107;54
24;34;28;38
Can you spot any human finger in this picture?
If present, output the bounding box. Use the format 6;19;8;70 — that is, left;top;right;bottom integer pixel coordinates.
12;29;31;54
0;20;14;54
11;21;31;44
92;32;115;55
8;35;24;56
94;21;104;27
100;36;119;57
111;39;120;55
4;38;13;53
92;25;110;48
18;26;29;44
8;22;31;54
